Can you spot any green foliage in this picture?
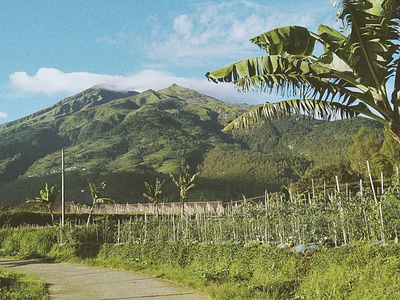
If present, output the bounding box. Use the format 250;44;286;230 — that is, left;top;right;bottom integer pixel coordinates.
5;227;400;300
199;144;311;198
86;180;116;226
143;178;165;205
348;127;383;179
296;163;355;192
26;183;59;225
206;0;400;147
143;178;165;217
380;128;400;168
0;83;388;205
87;180;116;207
0;227;58;258
169;165;197;204
297;244;400;299
3;185;400;300
0;268;48;300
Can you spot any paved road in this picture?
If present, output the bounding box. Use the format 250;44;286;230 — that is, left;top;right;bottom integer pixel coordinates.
0;259;209;300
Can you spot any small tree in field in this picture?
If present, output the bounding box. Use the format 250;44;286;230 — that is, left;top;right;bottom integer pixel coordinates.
348;127;381;179
86;180;116;226
169;165;198;217
143;178;165;218
26;183;59;225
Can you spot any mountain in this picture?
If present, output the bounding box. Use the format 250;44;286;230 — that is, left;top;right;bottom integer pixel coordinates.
0;85;250;177
0;85;384;205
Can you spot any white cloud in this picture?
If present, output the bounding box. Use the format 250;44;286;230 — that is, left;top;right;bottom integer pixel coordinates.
96;30;140;48
142;0;336;63
0;112;8;118
96;0;336;67
8;67;271;104
173;15;193;36
229;15;264;42
9;68;125;95
8;1;336;108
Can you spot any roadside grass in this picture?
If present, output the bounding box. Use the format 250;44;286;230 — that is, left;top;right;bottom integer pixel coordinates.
45;240;400;299
2;203;400;299
0;267;48;300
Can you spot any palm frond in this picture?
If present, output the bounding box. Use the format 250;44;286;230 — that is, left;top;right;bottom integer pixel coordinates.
250;26;316;56
206;55;330;83
222;99;378;131
206;0;400;143
95;197;116;205
316;24;347;52
26;197;43;203
206;55;336;98
339;0;392;103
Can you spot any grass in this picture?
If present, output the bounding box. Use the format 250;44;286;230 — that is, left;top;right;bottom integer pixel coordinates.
0;268;48;300
1;225;400;299
43;240;400;299
2;186;400;299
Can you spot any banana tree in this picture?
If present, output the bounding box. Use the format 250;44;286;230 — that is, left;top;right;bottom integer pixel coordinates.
86;180;116;226
143;178;165;218
206;0;400;144
169;166;198;217
26;183;59;225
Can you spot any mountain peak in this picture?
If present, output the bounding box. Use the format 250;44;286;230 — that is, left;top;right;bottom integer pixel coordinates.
158;84;218;104
162;84;193;93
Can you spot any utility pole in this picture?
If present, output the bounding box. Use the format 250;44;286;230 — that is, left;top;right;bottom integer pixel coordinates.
61;149;65;227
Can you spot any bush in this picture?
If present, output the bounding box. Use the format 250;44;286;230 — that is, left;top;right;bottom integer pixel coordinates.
296;243;400;299
0;227;58;259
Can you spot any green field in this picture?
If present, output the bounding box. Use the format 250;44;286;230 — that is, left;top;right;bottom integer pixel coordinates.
2;177;400;299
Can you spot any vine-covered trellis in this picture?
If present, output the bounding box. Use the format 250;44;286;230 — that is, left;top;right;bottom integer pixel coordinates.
55;178;400;248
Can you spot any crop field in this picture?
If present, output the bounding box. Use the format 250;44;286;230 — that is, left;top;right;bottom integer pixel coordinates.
2;179;400;299
49;180;400;247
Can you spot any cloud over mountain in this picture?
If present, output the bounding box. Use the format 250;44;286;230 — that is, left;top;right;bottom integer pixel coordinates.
8;68;268;104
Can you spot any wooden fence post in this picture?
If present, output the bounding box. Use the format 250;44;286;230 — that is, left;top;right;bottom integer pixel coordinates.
367;161;378;205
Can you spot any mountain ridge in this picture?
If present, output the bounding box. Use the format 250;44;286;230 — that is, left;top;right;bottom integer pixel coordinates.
0;88;140;129
0;84;384;204
0;84;251;179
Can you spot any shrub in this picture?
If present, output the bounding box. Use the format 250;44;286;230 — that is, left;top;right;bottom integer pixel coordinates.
0;227;57;259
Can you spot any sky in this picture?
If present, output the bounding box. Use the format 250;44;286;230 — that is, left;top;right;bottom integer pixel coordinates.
0;0;339;124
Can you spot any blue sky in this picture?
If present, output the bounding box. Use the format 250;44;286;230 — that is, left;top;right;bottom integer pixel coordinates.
0;0;338;124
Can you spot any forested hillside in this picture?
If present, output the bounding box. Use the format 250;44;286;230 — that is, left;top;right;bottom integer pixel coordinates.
0;85;389;205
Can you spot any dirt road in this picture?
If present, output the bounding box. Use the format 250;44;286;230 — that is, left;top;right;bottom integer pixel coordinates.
0;259;209;299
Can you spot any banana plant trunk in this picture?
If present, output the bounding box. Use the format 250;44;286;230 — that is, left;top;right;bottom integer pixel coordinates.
48;206;54;226
181;200;185;218
87;206;95;227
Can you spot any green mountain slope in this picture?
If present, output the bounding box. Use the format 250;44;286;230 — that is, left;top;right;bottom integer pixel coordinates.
0;84;384;205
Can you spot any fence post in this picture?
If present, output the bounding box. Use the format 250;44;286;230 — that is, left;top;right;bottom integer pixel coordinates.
312;178;315;199
335;176;340;194
367;161;378;205
117;219;121;244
